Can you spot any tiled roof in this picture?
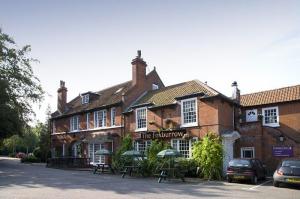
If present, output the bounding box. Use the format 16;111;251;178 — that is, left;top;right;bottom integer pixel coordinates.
131;80;220;108
241;85;300;107
52;81;132;118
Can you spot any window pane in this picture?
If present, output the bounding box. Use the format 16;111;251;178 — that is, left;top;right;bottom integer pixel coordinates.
241;148;254;158
111;108;116;126
183;99;196;124
137;108;147;129
264;108;278;125
172;139;190;158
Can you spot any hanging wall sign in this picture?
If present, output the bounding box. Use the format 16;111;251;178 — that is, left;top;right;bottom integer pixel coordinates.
140;129;187;140
272;146;293;157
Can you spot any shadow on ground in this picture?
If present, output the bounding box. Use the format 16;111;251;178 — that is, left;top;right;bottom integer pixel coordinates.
0;157;242;198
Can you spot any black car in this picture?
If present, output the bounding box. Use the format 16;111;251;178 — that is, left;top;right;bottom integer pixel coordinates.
227;158;266;184
273;159;300;187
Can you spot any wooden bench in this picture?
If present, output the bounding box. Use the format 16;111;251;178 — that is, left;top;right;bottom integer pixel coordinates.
93;163;114;174
155;168;185;183
121;165;143;178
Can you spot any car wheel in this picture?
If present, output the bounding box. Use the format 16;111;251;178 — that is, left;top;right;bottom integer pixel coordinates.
251;176;258;185
273;180;279;187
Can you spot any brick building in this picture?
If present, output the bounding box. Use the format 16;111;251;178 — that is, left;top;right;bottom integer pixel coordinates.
123;80;239;172
50;51;164;164
50;52;300;171
236;85;300;171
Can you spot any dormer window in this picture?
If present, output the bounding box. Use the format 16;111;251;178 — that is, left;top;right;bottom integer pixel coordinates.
152;84;159;90
82;94;89;104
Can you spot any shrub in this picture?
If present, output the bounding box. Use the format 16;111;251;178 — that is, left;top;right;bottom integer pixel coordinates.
144;140;169;175
21;155;40;163
112;134;133;171
193;133;223;180
33;147;42;159
175;158;198;177
8;153;16;157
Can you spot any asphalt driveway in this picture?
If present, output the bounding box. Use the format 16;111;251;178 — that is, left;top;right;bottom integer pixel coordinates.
0;157;299;199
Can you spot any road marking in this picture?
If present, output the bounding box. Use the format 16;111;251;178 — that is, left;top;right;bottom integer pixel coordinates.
248;180;272;191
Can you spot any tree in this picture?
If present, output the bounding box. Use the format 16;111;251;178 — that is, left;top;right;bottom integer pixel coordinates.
0;28;44;139
35;105;51;162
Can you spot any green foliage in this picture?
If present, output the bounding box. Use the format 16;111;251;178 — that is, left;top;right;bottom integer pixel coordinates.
112;134;133;171
34;119;51;162
21;155;40;163
0;28;44;139
142;140;169;176
192;133;223;180
175;158;198;177
2;126;39;155
33;147;42;159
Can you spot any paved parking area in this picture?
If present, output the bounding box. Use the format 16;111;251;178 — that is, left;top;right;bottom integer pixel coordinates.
0;157;299;199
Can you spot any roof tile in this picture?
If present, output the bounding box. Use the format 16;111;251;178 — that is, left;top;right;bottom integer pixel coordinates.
132;80;219;107
241;85;300;107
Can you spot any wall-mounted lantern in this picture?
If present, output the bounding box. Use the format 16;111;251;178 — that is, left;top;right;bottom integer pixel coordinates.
279;135;284;142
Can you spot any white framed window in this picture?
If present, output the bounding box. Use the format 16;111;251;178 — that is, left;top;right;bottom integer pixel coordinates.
86;113;90;129
241;147;255;158
152;84;159;90
70;115;79;132
82;94;89;104
111;108;116;126
134;140;151;153
94;110;107;128
181;98;198;127
136;107;147;131
88;143;105;164
171;139;192;158
262;106;279;127
246;109;258;122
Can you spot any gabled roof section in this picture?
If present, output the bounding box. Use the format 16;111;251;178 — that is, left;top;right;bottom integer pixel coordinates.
52;81;132;118
130;80;220;108
241;85;300;107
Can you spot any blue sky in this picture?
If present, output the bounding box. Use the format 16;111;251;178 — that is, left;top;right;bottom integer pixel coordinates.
1;0;300;123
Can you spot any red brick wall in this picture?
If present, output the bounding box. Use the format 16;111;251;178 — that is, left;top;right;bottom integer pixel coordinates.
125;97;234;139
236;101;300;170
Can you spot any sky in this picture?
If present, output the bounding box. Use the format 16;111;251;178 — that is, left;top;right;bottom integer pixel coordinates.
1;0;300;124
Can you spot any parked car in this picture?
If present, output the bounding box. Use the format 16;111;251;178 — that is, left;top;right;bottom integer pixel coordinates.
227;158;266;184
273;159;300;187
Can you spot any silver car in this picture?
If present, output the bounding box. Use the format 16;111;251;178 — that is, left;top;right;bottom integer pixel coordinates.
273;159;300;187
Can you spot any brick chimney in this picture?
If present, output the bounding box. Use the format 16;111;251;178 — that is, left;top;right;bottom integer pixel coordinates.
231;81;240;104
131;50;147;87
57;80;67;113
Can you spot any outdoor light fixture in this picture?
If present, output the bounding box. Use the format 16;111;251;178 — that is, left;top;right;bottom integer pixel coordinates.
279;135;284;142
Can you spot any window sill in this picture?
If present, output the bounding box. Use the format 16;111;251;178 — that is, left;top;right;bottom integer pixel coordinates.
135;128;147;132
263;123;280;128
69;130;80;133
181;123;198;128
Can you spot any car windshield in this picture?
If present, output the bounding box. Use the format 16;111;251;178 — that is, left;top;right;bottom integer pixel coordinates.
229;159;251;167
282;160;300;168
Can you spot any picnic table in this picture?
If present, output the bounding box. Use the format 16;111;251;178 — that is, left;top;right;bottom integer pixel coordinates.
121;165;144;178
93;163;114;174
156;167;186;183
